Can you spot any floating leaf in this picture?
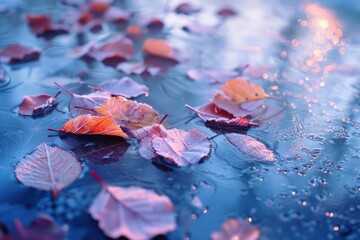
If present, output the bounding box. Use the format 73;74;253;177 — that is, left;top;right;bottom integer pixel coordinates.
93;96;161;130
174;3;201;15
212;218;260;240
18;93;59;116
143;38;186;62
117;62;160;76
67;40;97;59
97;77;149;98
0;44;40;64
187;68;238;83
217;7;238;17
25;14;68;38
89;171;176;239
225;133;275;163
55;82;110;117
54;114;128;138
125;24;147;37
151;128;211;166
104;7;131;24
15;143;82;196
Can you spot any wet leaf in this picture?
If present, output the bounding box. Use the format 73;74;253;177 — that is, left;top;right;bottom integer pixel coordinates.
217;7;238;17
212;218;260;240
4;215;66;240
96;77;149;98
225;133;275;163
89;171;176;240
117;62;160;76
25;14;68;38
186;103;259;129
67;40;97;59
125;24;147;37
55;114;128;138
143;38;186;62
0;44;40;64
55;82;110;117
18;93;58;116
94;96;161;130
183;23;218;35
104;7;131;24
151;128;211;166
187;68;238;83
87;36;134;67
174;3;201;15
15;143;82;196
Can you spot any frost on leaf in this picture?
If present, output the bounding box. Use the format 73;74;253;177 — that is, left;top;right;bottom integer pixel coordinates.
117;62;160;76
15;143;82;196
19;93;59;116
55;114;128;138
89;172;176;240
96;77;149;98
94;96;161;130
187;68;238;83
225;133;275;163
212;218;260;240
0;44;40;64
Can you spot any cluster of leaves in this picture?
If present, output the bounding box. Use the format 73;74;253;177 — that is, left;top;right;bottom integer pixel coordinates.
0;0;287;239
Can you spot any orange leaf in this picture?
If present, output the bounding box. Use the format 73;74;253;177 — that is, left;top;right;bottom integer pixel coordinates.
94;96;161;130
143;38;185;62
57;114;128;138
215;77;268;104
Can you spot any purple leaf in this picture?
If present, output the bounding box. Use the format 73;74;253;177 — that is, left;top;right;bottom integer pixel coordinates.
18;93;59;116
0;44;40;64
97;77;148;98
212;218;260;240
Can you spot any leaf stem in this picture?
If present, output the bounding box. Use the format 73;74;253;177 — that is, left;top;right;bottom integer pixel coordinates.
74;106;96;112
158;113;169;124
48;128;61;132
90;170;108;188
14;219;25;238
55;82;74;96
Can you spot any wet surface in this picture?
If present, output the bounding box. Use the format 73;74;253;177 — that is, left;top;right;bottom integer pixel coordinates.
0;0;360;239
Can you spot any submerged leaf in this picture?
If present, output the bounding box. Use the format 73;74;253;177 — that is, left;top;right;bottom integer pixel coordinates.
225;133;275;163
0;44;40;64
89;172;176;239
97;77;149;98
143;38;186;62
19;93;58;116
15;143;82;196
212;218;260;240
94;96;161;130
56;114;128;138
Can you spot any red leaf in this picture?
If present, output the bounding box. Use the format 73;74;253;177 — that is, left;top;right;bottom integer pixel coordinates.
117;62;160;76
15;143;82;196
217;7;237;17
18;93;59;116
25;14;68;38
174;3;201;15
0;44;40;64
225;133;275;163
104;7;131;24
4;215;66;240
212;218;260;240
87;36;134;67
55;82;111;117
187;68;238;83
95;77;149;98
89;172;176;239
143;38;186;63
54;114;128;138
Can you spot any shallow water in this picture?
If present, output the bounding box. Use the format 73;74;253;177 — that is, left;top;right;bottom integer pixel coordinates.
0;0;360;239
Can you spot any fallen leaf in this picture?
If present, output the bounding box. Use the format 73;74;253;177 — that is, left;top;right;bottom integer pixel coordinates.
61;135;130;165
93;96;161;130
67;40;97;59
151;128;211;166
125;24;147;37
242;64;272;78
225;133;275;163
55;82;110;117
117;62;160;76
89;1;110;17
187;68;238;83
0;44;40;64
141;17;164;30
15;143;82;196
18;93;59;116
174;3;201;15
104;7;131;24
212;218;260;240
186;103;259;129
87;36;134;67
217;7;238;17
96;77;149;98
25;14;68;38
54;114;128;138
143;38;186;62
4;215;66;240
89;171;176;240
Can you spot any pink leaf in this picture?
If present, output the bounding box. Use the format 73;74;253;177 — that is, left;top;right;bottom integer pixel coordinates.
25;14;68;38
117;62;160;76
143;38;186;63
212;218;260;240
15;143;82;196
89;173;176;239
174;3;201;15
18;93;59;116
225;133;275;163
217;7;237;17
96;77;149;98
0;44;40;64
67;40;97;59
187;68;238;83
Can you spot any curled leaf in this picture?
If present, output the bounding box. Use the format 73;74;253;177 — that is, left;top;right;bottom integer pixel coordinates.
89;172;176;239
55;114;128;138
212;218;260;240
0;44;40;64
225;133;275;163
97;77;149;98
15;143;82;196
18;93;58;116
143;38;186;62
94;96;161;130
